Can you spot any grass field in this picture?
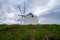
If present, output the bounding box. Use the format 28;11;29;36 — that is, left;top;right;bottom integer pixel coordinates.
0;24;60;40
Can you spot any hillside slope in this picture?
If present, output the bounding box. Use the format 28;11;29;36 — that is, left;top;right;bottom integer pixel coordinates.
0;24;60;40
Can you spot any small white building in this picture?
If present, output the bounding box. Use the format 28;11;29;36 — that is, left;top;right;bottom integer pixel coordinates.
24;13;39;24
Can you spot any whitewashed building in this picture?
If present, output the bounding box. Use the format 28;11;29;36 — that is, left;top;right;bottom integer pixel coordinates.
24;13;39;24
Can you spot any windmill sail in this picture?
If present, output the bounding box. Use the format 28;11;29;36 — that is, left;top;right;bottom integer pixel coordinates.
18;5;22;14
17;2;26;24
23;2;26;14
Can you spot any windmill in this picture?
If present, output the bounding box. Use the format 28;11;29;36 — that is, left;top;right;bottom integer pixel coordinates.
17;2;39;24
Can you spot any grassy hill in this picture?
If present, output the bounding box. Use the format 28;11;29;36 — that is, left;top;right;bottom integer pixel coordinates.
0;24;60;40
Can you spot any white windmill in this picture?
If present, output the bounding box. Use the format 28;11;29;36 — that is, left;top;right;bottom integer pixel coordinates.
18;3;39;24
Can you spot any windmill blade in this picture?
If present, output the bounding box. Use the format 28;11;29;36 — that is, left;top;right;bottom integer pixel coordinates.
18;15;25;17
23;2;26;14
24;2;25;14
18;5;22;14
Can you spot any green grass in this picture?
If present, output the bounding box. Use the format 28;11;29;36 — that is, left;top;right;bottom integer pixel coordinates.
0;24;60;40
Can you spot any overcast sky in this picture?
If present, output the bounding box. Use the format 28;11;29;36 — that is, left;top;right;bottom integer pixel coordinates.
0;0;60;24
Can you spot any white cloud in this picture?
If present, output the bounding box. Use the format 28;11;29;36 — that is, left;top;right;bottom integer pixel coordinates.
0;0;60;24
0;12;19;24
32;0;55;16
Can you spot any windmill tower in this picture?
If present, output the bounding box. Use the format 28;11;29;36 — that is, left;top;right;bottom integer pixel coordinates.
18;3;39;24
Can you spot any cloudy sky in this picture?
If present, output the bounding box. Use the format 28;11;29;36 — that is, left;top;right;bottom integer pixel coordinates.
0;0;60;24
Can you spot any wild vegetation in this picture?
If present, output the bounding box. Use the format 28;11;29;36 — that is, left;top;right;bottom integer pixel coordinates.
0;24;60;40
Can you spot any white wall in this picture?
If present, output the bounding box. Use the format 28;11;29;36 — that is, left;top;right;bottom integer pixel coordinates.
24;15;39;24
